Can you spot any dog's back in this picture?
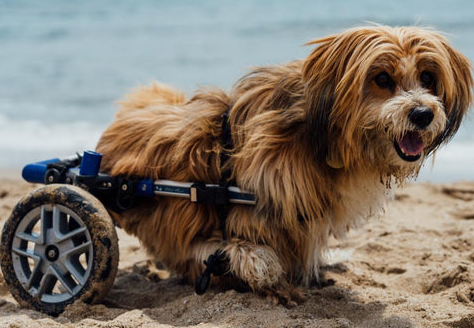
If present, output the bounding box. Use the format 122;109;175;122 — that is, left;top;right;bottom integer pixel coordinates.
117;82;186;114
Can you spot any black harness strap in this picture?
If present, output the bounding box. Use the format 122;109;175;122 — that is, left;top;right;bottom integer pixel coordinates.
195;108;234;294
217;109;234;242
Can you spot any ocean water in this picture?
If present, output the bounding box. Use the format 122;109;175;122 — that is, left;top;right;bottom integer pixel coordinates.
0;0;473;181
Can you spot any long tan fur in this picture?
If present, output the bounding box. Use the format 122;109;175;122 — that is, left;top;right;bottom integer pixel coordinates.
96;26;473;304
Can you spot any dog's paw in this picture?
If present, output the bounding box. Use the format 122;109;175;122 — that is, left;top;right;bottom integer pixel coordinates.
224;241;284;289
261;284;307;307
133;259;170;282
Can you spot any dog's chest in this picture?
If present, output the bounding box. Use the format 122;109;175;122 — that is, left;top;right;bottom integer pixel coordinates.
330;172;390;237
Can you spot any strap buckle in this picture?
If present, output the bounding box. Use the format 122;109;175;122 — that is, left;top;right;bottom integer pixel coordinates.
190;183;229;205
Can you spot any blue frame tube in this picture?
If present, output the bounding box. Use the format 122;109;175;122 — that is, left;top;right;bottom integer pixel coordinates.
79;150;102;176
22;158;60;184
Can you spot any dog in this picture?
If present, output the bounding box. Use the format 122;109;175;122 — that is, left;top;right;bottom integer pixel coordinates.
96;26;473;304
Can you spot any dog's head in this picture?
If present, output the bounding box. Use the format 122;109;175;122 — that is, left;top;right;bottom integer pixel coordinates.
302;26;472;177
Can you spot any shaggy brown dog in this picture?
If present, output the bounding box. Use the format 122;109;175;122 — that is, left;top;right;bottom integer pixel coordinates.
96;26;473;304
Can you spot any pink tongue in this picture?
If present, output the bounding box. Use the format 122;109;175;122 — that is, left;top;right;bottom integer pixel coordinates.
398;131;424;156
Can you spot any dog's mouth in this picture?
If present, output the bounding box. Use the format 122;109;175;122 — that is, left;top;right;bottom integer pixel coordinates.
393;131;424;162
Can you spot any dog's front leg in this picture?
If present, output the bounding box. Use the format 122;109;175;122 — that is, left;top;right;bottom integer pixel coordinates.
189;238;305;305
223;239;305;306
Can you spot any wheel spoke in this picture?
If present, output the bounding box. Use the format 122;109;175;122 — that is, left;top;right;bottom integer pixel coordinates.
37;270;56;297
52;206;67;240
62;241;92;257
64;260;86;286
11;246;43;291
12;247;40;260
15;231;39;243
39;206;50;245
50;265;75;295
26;257;43;290
56;227;87;244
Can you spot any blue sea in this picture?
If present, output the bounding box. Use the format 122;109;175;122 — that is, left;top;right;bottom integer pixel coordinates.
0;0;473;182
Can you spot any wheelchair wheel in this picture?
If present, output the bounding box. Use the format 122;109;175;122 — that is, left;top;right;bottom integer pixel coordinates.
0;184;119;316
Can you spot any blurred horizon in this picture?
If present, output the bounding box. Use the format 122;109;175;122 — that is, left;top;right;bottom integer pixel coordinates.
0;0;473;182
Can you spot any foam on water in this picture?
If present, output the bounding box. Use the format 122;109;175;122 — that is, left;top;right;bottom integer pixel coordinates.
0;114;105;167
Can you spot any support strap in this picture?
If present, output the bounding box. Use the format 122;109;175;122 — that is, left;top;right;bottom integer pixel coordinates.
217;109;234;242
195;108;234;294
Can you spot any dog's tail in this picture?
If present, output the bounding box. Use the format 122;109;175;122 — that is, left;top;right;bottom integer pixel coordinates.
117;82;186;113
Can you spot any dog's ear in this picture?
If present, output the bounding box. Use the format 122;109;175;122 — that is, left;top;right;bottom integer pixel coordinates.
302;30;373;168
429;41;473;153
302;36;337;165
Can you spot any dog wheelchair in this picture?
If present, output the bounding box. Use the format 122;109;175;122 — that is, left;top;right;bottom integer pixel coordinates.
0;151;255;315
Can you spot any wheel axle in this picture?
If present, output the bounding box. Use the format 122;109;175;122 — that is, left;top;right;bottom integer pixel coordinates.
45;245;60;262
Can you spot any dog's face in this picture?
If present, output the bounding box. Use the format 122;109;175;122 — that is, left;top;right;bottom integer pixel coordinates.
303;26;473;177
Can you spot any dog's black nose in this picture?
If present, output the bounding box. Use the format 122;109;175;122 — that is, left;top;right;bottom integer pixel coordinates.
409;107;434;129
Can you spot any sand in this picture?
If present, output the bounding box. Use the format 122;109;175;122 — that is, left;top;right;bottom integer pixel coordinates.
0;174;473;328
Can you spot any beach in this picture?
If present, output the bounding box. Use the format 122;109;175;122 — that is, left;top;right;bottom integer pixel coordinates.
0;175;473;327
1;3;474;326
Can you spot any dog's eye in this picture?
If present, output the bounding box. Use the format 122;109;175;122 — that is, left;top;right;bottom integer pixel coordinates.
420;71;435;88
374;72;394;90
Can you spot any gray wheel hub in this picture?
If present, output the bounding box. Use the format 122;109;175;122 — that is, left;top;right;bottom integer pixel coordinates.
11;204;93;304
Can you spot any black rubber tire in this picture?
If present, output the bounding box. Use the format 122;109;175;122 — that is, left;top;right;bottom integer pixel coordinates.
0;184;119;316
